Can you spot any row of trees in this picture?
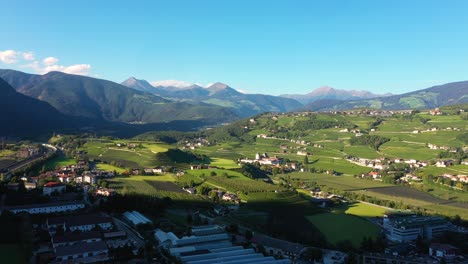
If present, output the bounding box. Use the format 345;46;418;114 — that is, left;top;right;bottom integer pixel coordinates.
349;135;390;150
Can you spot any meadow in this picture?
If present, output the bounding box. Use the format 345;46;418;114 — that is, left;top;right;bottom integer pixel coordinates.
306;212;381;247
336;202;389;217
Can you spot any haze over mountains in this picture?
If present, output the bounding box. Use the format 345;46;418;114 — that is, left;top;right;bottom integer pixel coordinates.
281;86;392;105
303;82;468;111
1;68;467;137
121;77;300;117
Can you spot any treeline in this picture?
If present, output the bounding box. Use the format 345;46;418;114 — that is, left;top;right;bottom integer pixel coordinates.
99;193;171;217
133;131;199;144
349;135;390;150
438;148;468;161
292;115;354;131
156;149;209;164
237;163;268;179
206;123;254;143
457;132;468;144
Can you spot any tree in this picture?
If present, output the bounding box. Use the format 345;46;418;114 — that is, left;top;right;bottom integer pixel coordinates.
303;155;309;165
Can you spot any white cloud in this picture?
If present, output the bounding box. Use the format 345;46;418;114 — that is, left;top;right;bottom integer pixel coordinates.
40;64;91;75
151;80;194;88
43;56;59;66
0;50;19;64
0;49;92;76
22;51;35;61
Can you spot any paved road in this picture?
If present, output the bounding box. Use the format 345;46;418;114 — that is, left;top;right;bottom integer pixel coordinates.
113;217;145;249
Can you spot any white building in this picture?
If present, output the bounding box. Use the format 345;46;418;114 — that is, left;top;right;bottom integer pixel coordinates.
4;201;85;215
43;182;66;196
383;214;448;242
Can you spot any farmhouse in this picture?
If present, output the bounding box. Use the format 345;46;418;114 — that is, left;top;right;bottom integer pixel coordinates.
369;171;382;179
222;193;239;202
435;160;453;168
96;188;115;197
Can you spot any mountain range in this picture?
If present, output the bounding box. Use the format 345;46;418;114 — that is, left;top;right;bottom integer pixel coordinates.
0;70;237;125
281;86;392;105
1;68;467;137
302;81;468;111
121;78;300;117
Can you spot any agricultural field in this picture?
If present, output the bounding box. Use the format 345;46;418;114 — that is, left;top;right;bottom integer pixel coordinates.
306;212;381;247
95;163;126;173
210;158;240;169
379;141;437;160
284;172;392;191
79;140;171;168
108;174;207;202
0;149;15;158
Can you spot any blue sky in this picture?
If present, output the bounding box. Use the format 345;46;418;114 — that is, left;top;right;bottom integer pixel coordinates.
1;0;468;95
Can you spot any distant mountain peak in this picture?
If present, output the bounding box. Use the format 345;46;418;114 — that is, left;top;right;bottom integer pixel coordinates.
121;77;155;93
150;80;194;89
207;82;229;90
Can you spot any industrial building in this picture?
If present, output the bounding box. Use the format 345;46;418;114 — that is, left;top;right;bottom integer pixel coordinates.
155;225;291;264
383;213;448;242
123;211;152;226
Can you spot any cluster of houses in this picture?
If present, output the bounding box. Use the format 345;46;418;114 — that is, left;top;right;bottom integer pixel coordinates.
40;212;143;263
427;143;451;150
257;134;311;146
438;173;468;183
349;157;430;171
338;128;363;136
181;138;210;150
429;108;443;116
417;127;462;133
435;160;455;168
239;152;284;166
326;109;412;117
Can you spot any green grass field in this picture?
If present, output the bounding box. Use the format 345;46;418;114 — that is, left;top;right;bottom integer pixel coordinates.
337;202;389;217
96;163;126;173
44;156;76;170
0;149;15;157
210;158;239;169
307;212;381;247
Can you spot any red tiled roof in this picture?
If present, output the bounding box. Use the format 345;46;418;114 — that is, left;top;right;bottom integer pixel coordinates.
44;182;63;187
